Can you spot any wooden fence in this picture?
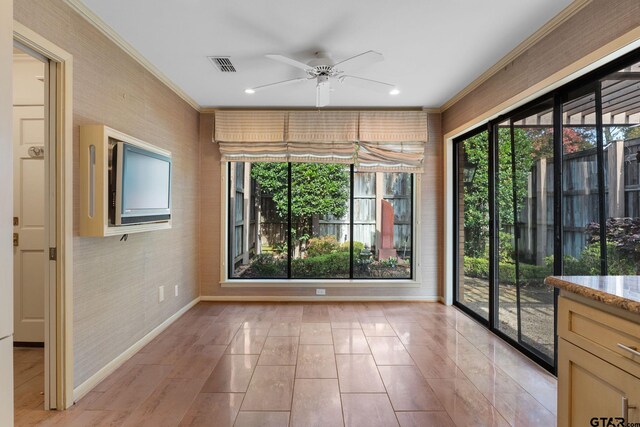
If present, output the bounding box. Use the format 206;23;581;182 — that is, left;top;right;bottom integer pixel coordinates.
518;138;640;263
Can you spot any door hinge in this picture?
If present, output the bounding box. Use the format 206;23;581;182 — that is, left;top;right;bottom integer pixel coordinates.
13;217;19;226
49;247;57;261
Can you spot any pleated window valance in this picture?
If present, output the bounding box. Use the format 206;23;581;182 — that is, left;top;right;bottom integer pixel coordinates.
358;111;429;172
287;111;358;164
213;110;428;172
215;111;287;162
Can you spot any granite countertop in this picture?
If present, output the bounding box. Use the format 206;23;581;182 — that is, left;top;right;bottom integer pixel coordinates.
545;276;640;314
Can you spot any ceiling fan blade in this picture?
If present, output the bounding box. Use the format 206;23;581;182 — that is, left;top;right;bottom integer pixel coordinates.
333;50;384;73
340;75;395;93
266;54;312;71
316;79;331;107
251;77;311;92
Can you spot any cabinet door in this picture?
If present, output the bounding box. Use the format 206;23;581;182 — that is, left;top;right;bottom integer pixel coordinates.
558;338;640;427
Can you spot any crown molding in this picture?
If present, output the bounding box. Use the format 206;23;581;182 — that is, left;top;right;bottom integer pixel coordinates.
63;0;201;111
440;0;592;112
200;106;436;114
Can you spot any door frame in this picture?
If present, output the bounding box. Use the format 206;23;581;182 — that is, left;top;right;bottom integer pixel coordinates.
13;21;73;410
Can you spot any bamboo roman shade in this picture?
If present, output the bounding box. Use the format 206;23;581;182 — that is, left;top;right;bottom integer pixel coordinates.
215;110;287;162
213;110;428;172
357;111;428;172
287;111;358;164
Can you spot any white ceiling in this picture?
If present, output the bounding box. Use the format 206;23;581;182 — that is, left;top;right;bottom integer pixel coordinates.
80;0;574;108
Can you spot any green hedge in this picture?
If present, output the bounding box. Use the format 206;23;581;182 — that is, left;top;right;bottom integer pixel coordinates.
246;240;379;278
306;235;341;257
292;252;350;278
463;256;551;285
563;242;637;275
464;241;637;285
250;254;287;276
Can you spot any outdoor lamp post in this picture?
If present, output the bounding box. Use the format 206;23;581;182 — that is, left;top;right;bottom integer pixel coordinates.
463;159;478;186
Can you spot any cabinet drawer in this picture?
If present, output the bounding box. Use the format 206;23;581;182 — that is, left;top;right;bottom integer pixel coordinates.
558;296;640;378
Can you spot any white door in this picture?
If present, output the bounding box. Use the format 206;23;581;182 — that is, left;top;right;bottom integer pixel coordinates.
13;105;46;343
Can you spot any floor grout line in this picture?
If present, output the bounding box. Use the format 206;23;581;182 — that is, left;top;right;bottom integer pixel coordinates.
14;301;557;426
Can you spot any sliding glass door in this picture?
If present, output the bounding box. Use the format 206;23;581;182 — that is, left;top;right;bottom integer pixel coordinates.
455;130;490;320
454;49;640;372
496;104;555;362
600;60;640;276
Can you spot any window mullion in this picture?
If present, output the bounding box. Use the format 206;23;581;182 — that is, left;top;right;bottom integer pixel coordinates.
350;164;354;279
287;162;292;279
595;83;608;275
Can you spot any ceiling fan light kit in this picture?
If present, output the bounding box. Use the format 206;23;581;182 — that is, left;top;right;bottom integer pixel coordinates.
245;50;398;107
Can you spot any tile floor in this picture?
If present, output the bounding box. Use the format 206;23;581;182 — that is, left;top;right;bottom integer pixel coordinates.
14;347;45;422
15;301;558;426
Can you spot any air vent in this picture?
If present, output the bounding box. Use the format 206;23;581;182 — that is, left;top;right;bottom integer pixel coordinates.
208;56;236;73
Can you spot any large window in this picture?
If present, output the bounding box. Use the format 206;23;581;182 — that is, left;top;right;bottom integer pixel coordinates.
454;50;640;373
228;162;414;280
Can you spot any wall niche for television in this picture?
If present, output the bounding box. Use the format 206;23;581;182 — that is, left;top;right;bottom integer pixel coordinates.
79;125;172;237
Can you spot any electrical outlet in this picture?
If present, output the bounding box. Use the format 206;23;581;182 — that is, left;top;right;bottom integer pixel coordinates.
174;284;179;297
159;286;165;302
316;288;326;296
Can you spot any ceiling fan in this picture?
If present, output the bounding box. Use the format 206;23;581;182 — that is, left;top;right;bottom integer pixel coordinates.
245;50;398;107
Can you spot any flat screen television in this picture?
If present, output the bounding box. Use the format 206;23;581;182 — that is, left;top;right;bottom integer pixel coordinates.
111;141;172;225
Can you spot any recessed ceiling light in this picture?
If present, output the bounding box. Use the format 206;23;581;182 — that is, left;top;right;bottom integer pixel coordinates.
245;88;255;94
389;88;400;95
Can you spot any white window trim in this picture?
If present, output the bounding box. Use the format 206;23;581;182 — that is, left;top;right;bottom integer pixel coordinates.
219;163;422;288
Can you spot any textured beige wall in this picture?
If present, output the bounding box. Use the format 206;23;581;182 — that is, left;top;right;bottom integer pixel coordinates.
14;0;200;387
442;0;640;135
199;112;443;299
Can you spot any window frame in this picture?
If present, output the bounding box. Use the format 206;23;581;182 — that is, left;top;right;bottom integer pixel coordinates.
220;162;421;287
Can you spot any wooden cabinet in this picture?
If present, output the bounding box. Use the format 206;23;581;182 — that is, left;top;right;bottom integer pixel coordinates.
558;295;640;426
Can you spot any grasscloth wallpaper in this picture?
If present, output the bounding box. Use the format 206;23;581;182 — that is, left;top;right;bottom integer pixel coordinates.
199;112;444;300
14;0;200;387
442;0;640;134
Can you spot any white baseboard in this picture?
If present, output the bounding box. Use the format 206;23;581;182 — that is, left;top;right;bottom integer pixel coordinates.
200;295;440;302
73;297;200;402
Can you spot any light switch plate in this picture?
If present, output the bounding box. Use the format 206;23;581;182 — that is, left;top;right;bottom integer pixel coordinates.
174;284;179;297
159;286;165;302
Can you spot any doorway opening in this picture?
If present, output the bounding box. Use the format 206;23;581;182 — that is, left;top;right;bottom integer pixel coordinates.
12;42;54;417
11;21;75;414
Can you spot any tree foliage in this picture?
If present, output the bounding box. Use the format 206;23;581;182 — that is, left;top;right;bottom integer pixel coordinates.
603;126;640;143
462;128;538;257
462;124;640;265
586;218;640;274
250;162;350;245
461;125;598;258
251;162;349;221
